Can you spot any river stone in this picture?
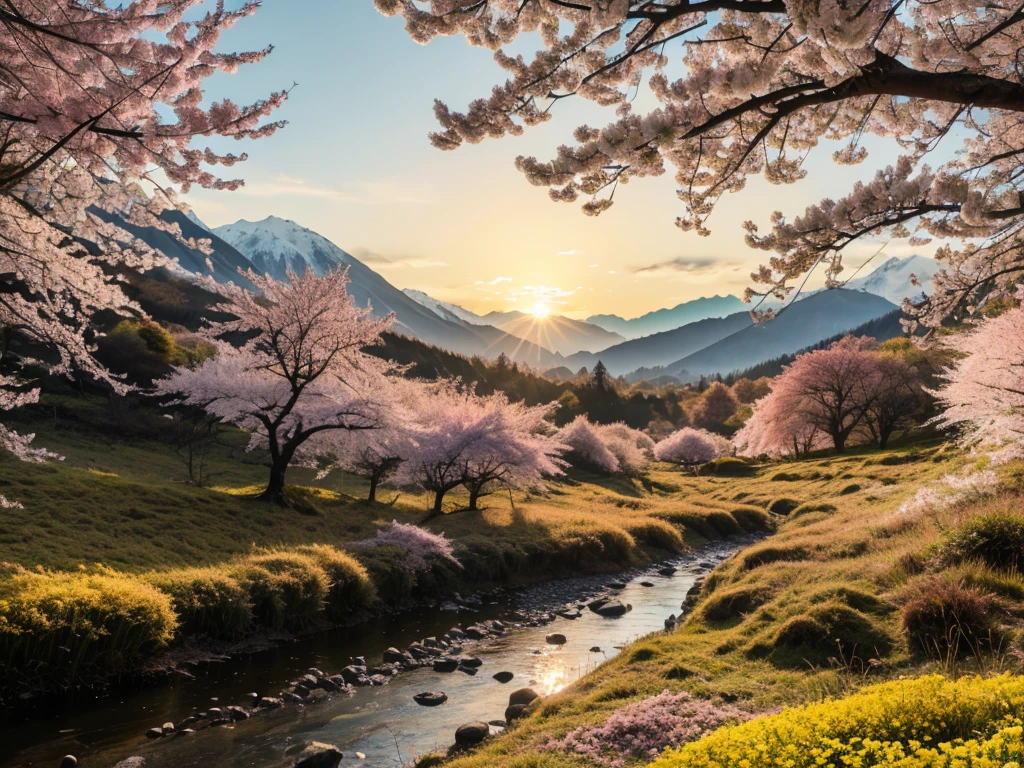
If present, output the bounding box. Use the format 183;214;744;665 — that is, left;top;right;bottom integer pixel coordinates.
447;627;466;640
294;741;343;768
558;609;581;620
431;658;457;673
658;566;677;576
340;665;365;684
146;728;163;739
256;696;283;709
608;581;627;589
597;600;628;617
161;722;175;735
59;756;77;768
459;656;483;668
493;671;514;683
457;664;478;676
464;626;488;640
590;646;602;653
413;691;448;707
545;633;567;645
382;647;407;664
112;759;146;768
306;689;330;704
640;581;655;587
226;705;249;721
454;722;489;745
587;597;610;612
508;688;539;707
504;704;528;722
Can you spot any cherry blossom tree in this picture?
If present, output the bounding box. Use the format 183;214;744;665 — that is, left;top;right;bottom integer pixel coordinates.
931;306;1024;453
556;415;620;474
0;1;284;496
375;0;1024;328
654;427;731;471
861;354;922;448
598;422;655;476
732;389;827;458
156;268;395;505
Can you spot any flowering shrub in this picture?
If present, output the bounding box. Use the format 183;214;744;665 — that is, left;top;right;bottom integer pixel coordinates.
544;690;749;766
653;674;1024;768
897;469;1000;517
655;428;731;468
598;422;655;476
352;521;461;575
557;416;620;474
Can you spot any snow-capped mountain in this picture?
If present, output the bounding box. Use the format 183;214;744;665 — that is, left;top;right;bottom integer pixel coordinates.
844;254;938;305
588;295;748;340
404;289;625;356
402;289;489;326
213;216;349;280
213;217;561;366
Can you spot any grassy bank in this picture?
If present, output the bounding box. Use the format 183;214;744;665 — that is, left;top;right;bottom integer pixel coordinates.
436;442;1024;768
0;407;769;699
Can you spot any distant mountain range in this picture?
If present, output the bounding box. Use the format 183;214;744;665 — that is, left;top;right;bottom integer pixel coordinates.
665;290;899;379
403;290;624;356
118;209;931;380
588;295;747;339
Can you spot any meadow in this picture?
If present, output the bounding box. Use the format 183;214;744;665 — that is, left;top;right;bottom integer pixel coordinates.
0;394;768;697
433;441;1024;768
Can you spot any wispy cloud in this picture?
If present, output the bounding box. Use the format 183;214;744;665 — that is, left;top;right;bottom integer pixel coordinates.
234;175;435;205
475;276;513;286
558;249;581;256
632;256;728;276
352;247;448;269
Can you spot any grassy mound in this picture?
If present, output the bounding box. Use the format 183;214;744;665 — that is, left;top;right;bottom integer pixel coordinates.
654;675;1024;768
940;507;1024;572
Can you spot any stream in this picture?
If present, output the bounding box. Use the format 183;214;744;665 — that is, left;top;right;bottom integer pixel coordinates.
1;537;756;768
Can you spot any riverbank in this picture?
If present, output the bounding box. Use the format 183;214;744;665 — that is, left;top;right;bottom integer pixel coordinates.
2;537;757;768
0;415;771;704
437;441;1024;768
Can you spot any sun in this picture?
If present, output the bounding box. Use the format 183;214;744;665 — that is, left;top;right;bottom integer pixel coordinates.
530;300;551;319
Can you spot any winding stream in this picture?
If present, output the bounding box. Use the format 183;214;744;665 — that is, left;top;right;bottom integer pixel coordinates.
2;538;754;768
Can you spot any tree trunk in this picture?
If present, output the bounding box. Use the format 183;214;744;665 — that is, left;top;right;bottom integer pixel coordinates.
260;458;289;505
367;474;379;503
832;432;847;452
432;490;445;516
467;486;480;511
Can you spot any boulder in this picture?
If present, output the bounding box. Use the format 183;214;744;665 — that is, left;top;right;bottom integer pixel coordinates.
463;626;488;640
504;704;528;722
59;757;77;768
433;658;459;673
492;671;514;683
225;706;249;721
256;696;283;709
145;728;163;740
340;666;365;684
459;656;483;668
306;689;330;704
161;722;175;736
454;722;489;745
545;633;567;645
597;600;628;617
294;741;343;768
413;692;448;707
587;597;610;612
658;566;677;576
112;760;146;768
508;688;539;707
557;610;581;620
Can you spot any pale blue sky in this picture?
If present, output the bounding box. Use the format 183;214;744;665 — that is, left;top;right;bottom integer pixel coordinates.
186;2;916;319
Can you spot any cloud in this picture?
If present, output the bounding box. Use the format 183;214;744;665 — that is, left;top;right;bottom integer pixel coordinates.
632;256;730;276
234;175;435;205
474;276;513;286
352;247;448;269
588;263;599;268
558;249;581;256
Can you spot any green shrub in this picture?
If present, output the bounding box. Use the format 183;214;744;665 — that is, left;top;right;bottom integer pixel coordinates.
654;674;1024;768
0;565;176;693
773;601;890;664
702;457;756;477
901;576;999;659
701;585;770;622
941;512;1024;572
292;544;376;617
741;544;810;570
768;498;800;515
146;567;251;640
230;552;329;630
620;519;685;552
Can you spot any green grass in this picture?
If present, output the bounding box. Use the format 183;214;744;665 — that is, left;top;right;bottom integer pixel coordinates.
438;442;1024;768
